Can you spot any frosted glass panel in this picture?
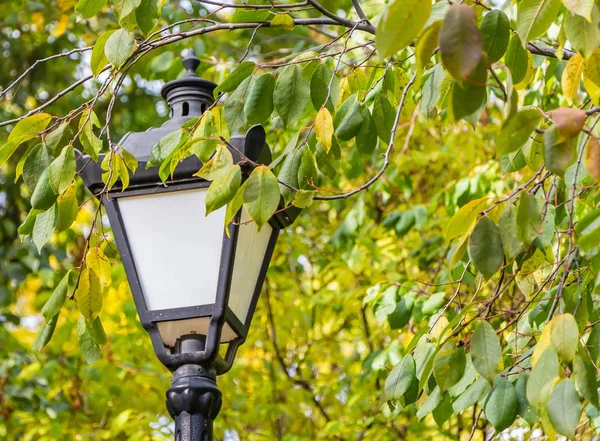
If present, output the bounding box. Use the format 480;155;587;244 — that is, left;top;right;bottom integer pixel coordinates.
228;209;273;323
157;318;237;346
117;188;226;311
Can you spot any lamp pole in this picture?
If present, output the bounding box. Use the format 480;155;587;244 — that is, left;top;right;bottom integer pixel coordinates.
166;338;222;441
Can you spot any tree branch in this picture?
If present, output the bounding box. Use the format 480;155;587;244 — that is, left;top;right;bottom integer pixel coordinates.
197;0;309;9
305;0;375;33
351;0;370;25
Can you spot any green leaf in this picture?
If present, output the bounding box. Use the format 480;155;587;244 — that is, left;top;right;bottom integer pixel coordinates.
433;340;466;392
224;75;254;133
527;347;559;407
44;121;70;156
565;5;600;58
56;182;78;232
372;93;396;143
278;149;302;205
42;271;71;323
0;140;20;169
31;168;57;211
496;108;543;157
420;64;446;115
32;204;57;252
147;130;184;168
563;0;595;21
355;107;377;156
547;379;582;438
450;56;488;122
310;63;338;112
274;64;309;127
214;61;255;96
416;21;441;85
550;313;579;362
4;114;52;166
468;217;504;279
452;378;488;414
587;324;600;364
298;147;318;190
314;138;340;180
574;353;599;408
79;110;103;161
375;0;431;58
271;13;295;30
334;98;364;141
480;10;510;63
19;209;40;237
505;35;530;84
90;31;113;76
517;192;542;245
75;268;103;324
23;143;52;191
224;182;246;235
292;190;314;209
470;321;501;383
205;165;242;216
48;146;75;194
416;387;442;421
195;145;233;181
112;0;142;21
77;315;101;364
517;0;562;46
388;294;414;329
515;374;538;425
485;379;519;432
136;0;161;34
104;29;134;68
498;205;524;261
448;357;477;397
439;4;484;82
544;125;576;175
32;314;58;355
244;74;275;126
75;0;107;19
385;354;416;400
432;392;453;427
231;10;269;23
243;165;280;230
86;317;108;346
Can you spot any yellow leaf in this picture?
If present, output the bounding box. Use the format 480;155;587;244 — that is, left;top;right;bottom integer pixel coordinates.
532;321;553;367
431;315;450;342
86;247;112;287
51;14;69;38
561;54;584;105
314;107;333;152
271;13;295;31
75;268;102;324
584;48;600;105
446;197;489;242
586;136;600;181
31;12;45;30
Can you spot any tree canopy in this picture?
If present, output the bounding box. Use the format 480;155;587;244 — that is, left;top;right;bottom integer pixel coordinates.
2;0;600;439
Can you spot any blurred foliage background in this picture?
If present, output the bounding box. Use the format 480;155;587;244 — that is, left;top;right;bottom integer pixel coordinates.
3;0;600;440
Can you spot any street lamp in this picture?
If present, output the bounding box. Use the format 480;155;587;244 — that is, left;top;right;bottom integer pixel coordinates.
78;50;296;441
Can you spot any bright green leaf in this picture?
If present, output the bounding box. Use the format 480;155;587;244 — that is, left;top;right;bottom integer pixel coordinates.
376;0;431;58
243;165;280;230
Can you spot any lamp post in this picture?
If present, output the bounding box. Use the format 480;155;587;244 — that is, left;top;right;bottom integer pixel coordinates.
78;50;296;441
